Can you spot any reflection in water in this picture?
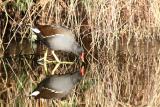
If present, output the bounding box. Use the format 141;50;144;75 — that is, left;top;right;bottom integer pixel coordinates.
0;36;160;106
0;38;83;106
3;39;37;57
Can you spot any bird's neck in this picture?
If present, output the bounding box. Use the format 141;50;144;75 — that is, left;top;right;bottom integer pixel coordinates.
71;42;80;55
71;71;83;84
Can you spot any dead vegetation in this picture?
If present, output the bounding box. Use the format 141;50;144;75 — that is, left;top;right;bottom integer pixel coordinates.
0;0;160;107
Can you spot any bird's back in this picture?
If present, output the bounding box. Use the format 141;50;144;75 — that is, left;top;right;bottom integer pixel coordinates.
37;25;75;37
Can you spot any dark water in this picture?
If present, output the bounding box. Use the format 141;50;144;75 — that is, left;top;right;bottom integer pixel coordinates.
0;36;160;106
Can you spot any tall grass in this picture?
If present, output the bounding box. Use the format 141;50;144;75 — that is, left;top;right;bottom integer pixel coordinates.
1;0;160;106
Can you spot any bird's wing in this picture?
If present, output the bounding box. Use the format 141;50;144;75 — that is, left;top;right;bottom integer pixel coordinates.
45;34;65;38
42;87;64;94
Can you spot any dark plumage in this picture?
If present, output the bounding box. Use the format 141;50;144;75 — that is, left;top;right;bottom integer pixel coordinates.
30;67;84;99
31;25;84;61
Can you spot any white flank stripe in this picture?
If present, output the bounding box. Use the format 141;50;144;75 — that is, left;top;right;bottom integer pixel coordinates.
45;34;65;38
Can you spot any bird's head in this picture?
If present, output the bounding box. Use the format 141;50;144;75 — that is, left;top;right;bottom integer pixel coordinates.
74;44;85;62
80;51;85;62
80;66;85;76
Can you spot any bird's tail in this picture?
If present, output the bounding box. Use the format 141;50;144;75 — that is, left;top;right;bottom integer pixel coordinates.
31;27;50;47
31;27;44;40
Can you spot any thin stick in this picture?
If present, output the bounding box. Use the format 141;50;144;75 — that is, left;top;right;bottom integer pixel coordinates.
44;49;48;72
45;60;74;64
51;63;60;74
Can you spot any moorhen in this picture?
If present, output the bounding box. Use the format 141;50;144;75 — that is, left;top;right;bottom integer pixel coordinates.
31;24;84;62
30;66;84;99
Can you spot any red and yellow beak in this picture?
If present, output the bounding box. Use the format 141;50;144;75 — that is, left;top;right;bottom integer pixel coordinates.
80;66;85;76
80;52;85;62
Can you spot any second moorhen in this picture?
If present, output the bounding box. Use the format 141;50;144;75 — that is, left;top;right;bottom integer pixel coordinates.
30;67;84;99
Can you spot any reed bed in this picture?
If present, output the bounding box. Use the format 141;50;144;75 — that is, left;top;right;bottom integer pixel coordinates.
0;0;160;106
